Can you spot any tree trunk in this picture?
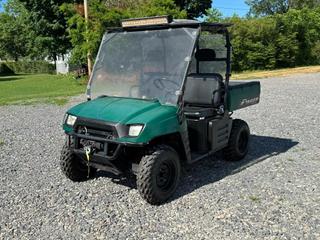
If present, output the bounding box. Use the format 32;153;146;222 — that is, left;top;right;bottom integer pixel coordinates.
53;53;57;66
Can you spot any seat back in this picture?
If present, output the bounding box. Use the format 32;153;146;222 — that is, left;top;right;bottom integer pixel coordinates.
184;73;223;108
195;48;216;61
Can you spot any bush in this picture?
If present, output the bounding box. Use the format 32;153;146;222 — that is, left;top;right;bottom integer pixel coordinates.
0;63;15;75
228;7;320;72
4;61;56;74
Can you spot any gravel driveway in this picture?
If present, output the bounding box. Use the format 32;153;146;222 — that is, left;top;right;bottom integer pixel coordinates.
0;73;319;239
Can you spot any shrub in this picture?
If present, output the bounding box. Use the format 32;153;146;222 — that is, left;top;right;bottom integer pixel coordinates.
4;61;56;74
228;8;320;72
0;62;15;75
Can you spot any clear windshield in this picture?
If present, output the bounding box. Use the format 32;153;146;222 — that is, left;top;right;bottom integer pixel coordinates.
88;28;199;104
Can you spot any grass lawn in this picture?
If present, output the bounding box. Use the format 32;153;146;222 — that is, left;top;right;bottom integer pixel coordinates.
0;74;86;105
233;65;320;80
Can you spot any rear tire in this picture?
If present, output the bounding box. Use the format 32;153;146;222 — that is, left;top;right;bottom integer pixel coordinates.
223;119;250;161
60;143;96;181
137;145;181;205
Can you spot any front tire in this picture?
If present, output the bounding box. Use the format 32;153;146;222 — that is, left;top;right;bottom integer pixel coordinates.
137;145;181;205
60;143;96;181
223;119;250;161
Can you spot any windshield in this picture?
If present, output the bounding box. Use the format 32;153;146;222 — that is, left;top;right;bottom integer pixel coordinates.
88;28;199;104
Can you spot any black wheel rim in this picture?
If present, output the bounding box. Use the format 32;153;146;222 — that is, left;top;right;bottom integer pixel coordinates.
238;130;249;154
156;160;175;191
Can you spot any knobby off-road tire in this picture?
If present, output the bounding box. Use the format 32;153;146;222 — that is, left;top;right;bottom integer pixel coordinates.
137;145;181;205
60;143;96;182
223;119;250;161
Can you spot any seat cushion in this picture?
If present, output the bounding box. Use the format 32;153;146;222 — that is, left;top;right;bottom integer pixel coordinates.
184;106;215;118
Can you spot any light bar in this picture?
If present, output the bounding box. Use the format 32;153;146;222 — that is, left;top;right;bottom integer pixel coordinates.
121;16;171;28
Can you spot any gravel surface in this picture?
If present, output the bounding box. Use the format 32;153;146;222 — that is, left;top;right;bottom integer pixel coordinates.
0;73;319;239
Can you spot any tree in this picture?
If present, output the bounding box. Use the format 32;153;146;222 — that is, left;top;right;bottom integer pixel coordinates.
291;0;320;9
130;0;187;18
104;0;148;9
246;0;289;15
228;7;320;71
0;0;40;61
203;8;223;22
0;14;27;60
246;0;320;16
62;0;187;65
174;0;212;19
19;0;72;62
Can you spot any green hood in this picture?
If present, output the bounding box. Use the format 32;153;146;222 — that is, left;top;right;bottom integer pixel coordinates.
68;97;175;124
66;97;182;143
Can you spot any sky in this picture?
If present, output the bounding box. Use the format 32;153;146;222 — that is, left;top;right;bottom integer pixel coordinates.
0;0;4;12
0;0;249;16
213;0;249;17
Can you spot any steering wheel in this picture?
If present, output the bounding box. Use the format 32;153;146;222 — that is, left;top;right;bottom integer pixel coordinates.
153;77;180;92
152;77;181;103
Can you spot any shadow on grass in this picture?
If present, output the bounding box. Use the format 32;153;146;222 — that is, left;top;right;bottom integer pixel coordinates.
94;135;299;202
0;75;24;82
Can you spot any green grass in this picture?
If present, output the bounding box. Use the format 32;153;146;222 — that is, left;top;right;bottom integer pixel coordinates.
233;65;320;80
0;139;4;146
0;74;86;105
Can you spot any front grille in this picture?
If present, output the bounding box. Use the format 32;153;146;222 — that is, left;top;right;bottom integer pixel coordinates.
74;125;120;158
77;125;114;140
71;118;123;160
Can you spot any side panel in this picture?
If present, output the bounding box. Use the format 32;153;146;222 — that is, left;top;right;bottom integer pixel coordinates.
117;106;183;144
227;81;261;111
119;113;192;162
187;117;213;153
208;115;232;152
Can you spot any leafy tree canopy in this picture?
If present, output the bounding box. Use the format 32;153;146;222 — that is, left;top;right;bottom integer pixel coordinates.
203;7;223;22
62;0;187;64
0;0;42;61
19;0;72;61
246;0;320;16
174;0;212;19
228;7;320;71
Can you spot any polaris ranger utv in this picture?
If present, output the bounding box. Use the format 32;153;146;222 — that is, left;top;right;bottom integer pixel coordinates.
60;16;261;205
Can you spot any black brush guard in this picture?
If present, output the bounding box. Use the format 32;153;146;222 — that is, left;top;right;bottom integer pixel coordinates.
66;117;145;175
68;132;124;175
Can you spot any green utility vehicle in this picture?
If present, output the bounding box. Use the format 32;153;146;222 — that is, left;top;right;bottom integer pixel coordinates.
60;16;261;205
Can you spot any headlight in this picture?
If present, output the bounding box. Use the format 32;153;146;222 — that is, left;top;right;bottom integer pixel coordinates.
128;125;144;137
66;114;77;126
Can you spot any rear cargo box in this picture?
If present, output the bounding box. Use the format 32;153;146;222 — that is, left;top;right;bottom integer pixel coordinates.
227;81;261;111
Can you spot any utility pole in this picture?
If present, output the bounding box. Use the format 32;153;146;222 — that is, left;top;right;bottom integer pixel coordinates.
84;0;93;76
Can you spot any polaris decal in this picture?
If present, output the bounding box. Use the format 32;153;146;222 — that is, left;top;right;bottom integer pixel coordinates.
240;97;260;107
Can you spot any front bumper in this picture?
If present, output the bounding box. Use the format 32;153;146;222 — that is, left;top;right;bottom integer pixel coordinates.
67;132;123;175
66;131;143;176
64;117;145;175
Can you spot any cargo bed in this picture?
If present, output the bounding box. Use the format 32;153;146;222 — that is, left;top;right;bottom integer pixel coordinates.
227;81;261;111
